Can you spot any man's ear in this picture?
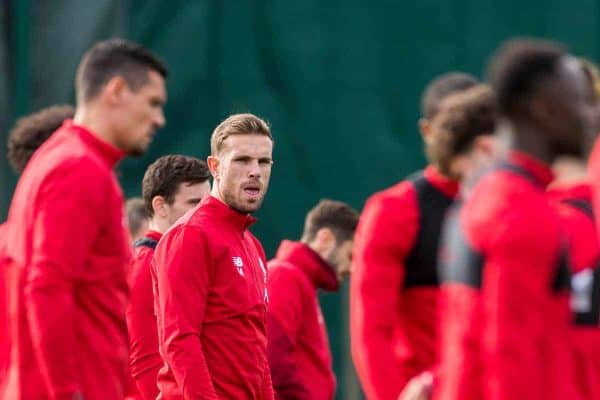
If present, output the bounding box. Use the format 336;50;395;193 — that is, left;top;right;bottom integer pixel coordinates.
207;155;220;179
473;134;497;157
313;227;336;253
101;76;128;106
151;195;167;218
418;118;431;140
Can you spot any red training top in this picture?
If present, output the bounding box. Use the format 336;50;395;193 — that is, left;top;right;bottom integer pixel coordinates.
267;240;338;400
2;120;131;400
152;196;273;400
435;151;579;400
547;183;600;400
126;230;163;400
350;166;458;400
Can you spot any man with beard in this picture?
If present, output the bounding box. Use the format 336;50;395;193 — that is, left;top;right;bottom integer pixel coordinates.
152;113;274;399
2;38;167;400
267;199;359;399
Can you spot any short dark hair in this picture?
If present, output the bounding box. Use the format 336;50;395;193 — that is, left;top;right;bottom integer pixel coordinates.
76;38;167;104
301;199;360;244
7;105;75;174
421;72;479;119
142;154;211;217
426;85;497;176
126;197;149;238
487;38;566;117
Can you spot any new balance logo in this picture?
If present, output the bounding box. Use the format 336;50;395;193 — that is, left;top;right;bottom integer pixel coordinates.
232;257;244;276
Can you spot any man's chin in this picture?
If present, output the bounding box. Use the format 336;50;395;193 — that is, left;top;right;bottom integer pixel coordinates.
127;145;148;157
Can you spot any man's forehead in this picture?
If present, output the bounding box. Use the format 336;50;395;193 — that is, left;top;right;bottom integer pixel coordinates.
222;134;273;153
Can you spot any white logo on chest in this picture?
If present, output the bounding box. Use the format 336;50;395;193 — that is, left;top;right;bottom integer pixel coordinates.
232;256;244;276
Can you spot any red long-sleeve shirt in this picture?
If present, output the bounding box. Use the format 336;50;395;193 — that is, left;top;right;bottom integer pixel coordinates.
126;230;163;400
435;151;578;400
1;120;131;400
351;166;458;400
548;183;600;400
152;196;274;400
267;240;338;400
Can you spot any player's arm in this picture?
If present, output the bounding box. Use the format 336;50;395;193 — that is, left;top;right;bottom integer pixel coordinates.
154;225;217;399
25;160;103;399
435;206;484;400
350;187;418;400
267;267;311;399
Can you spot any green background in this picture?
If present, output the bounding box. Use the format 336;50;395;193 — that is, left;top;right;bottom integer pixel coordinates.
2;1;600;398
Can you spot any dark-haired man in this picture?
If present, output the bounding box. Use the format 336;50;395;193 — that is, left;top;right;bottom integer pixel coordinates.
267;199;359;400
350;72;478;400
436;39;595;400
126;197;150;244
2;38;167;399
127;155;211;400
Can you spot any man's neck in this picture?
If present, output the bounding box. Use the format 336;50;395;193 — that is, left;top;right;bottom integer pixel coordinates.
498;119;554;164
148;218;169;234
73;106;118;149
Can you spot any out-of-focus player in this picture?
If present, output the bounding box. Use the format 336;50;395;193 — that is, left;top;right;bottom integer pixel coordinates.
436;38;595;400
126;197;150;244
267;199;359;399
0;105;75;381
2;38;167;399
350;72;478;399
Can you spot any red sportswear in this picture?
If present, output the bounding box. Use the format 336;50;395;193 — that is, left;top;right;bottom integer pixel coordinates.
126;230;163;400
436;151;578;400
267;240;338;400
548;182;600;400
2;120;131;400
351;166;458;400
152;196;274;399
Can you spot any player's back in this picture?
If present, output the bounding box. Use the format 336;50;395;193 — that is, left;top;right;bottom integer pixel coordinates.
438;152;576;400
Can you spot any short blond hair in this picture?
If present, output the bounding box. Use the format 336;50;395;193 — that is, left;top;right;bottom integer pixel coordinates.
210;113;272;155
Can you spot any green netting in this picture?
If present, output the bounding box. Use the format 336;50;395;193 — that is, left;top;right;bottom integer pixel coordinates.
3;1;600;397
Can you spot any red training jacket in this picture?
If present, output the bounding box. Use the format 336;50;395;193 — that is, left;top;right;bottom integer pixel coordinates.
351;166;458;400
548;183;600;400
267;240;338;400
435;151;578;400
152;196;274;400
1;120;131;400
126;230;163;400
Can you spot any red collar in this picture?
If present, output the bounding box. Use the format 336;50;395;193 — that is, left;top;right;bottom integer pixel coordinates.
63;119;125;167
274;240;339;292
506;151;554;187
144;230;163;242
201;196;257;231
547;181;592;202
423;165;459;198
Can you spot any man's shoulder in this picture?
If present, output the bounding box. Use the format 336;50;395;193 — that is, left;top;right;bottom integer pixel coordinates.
267;260;313;292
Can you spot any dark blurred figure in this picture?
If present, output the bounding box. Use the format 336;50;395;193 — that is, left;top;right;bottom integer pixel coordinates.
437;38;595;400
126;197;149;244
350;72;478;400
